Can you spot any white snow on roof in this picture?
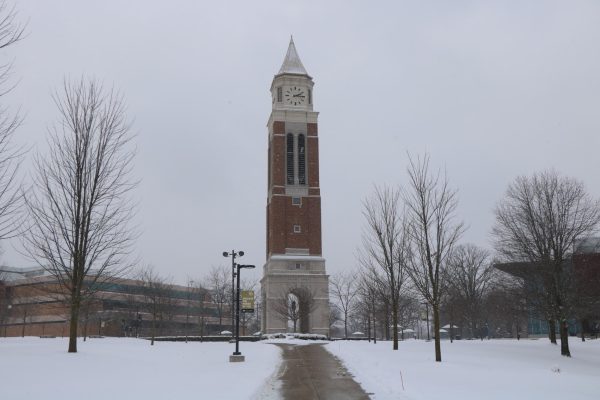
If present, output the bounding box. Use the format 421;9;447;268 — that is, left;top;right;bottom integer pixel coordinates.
278;36;309;76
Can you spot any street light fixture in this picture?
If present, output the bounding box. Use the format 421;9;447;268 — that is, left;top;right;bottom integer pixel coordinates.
230;263;255;362
223;250;244;338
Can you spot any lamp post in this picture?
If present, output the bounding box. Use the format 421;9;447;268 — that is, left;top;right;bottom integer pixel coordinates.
230;263;255;362
223;250;244;338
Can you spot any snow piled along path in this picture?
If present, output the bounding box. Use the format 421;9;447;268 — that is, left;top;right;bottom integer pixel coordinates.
326;338;600;400
0;337;281;400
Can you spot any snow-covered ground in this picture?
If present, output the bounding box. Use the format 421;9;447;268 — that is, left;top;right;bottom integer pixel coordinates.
0;337;281;400
326;338;600;400
3;336;599;400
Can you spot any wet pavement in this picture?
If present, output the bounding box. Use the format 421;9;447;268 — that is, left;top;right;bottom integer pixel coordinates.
272;343;371;400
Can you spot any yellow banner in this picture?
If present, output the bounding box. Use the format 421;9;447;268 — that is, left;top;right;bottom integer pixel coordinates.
241;290;255;313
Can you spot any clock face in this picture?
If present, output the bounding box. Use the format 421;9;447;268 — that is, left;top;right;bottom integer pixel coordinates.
284;86;306;106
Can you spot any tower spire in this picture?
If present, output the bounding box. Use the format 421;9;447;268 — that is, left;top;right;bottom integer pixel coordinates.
278;36;309;76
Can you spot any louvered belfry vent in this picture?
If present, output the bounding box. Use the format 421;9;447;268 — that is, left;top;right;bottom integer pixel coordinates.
286;133;294;184
298;134;306;185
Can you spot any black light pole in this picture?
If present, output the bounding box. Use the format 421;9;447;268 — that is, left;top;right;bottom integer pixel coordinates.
233;264;255;357
223;250;244;337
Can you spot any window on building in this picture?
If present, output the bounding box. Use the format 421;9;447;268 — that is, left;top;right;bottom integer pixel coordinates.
286;133;294;185
298;134;306;185
292;197;301;206
277;87;282;102
295;263;302;269
293;224;301;233
308;89;312;105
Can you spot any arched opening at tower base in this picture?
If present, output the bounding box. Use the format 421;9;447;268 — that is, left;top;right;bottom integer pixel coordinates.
269;286;318;333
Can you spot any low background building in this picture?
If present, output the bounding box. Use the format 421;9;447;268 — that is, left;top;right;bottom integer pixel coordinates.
494;238;600;338
0;267;247;338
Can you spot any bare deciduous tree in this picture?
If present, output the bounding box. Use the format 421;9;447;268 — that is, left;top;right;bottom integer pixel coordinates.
139;266;173;345
360;185;409;350
484;273;528;340
23;78;137;353
492;170;600;357
329;271;358;338
188;278;210;340
0;2;26;334
355;266;382;343
404;154;464;362
446;244;495;339
206;265;231;333
329;301;342;334
0;267;9;335
0;1;26;241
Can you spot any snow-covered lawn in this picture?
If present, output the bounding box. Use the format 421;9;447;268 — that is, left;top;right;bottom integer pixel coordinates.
0;337;281;400
4;336;599;400
326;338;600;400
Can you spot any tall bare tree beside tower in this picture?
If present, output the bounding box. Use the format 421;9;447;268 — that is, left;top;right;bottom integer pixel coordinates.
360;185;409;350
24;79;137;353
404;154;464;362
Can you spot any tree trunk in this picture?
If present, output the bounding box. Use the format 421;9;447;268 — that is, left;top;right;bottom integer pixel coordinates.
200;315;204;342
83;317;87;342
373;310;377;344
383;302;390;340
151;311;156;346
433;305;442;362
560;319;571;357
344;310;348;339
367;313;371;343
83;308;89;342
68;299;80;353
21;310;26;337
548;319;557;344
392;300;398;350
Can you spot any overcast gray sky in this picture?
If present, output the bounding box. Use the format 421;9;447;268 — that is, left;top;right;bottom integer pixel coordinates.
2;0;600;284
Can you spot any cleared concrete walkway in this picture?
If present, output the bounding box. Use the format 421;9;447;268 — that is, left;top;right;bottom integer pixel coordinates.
273;343;371;400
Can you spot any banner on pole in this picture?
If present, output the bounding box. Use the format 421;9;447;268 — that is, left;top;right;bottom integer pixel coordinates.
241;290;255;313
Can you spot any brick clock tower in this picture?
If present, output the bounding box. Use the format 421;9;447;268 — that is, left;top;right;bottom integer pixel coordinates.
261;38;330;336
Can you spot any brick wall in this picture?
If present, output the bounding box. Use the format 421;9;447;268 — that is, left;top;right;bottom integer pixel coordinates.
266;120;322;257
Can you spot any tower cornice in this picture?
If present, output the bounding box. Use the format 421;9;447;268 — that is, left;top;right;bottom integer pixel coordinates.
267;110;319;130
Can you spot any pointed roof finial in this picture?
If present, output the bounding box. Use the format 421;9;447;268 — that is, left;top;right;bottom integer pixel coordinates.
278;36;309;76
